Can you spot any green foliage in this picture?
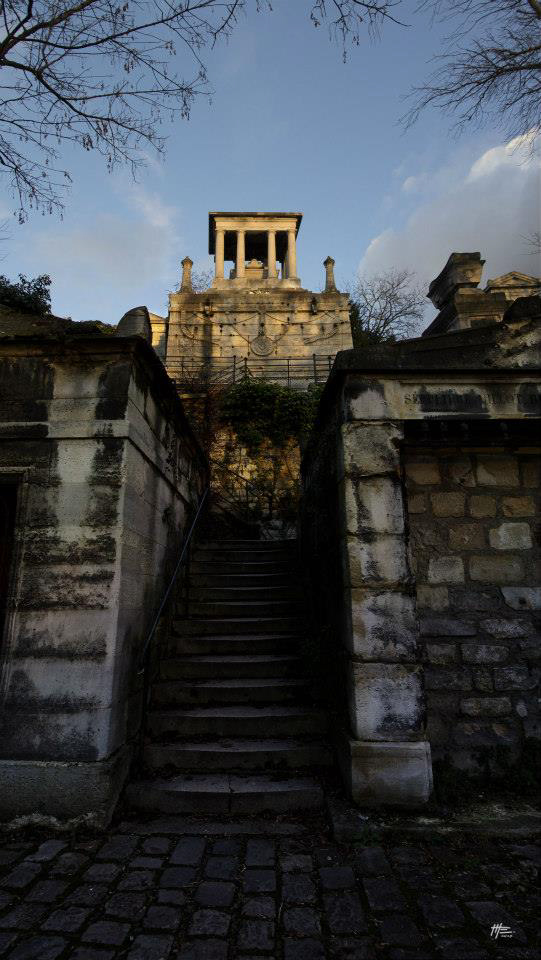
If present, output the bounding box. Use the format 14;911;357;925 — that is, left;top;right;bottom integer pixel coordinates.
219;379;324;453
349;301;397;349
0;274;51;315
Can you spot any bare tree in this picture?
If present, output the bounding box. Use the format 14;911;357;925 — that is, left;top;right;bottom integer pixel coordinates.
310;0;403;52
348;268;426;346
523;230;541;251
0;1;252;220
403;0;541;142
190;267;215;292
0;1;401;220
316;1;541;142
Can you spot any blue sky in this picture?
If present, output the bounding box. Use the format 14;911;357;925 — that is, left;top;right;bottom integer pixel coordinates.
1;0;539;326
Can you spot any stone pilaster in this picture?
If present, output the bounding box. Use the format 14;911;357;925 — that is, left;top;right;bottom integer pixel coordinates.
337;418;433;806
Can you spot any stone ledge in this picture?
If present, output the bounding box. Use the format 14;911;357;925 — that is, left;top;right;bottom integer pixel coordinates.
0;746;131;829
336;733;433;808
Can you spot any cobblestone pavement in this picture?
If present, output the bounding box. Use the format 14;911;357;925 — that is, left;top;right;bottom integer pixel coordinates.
0;813;539;960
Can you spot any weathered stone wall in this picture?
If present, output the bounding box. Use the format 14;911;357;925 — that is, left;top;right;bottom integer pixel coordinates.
163;287;352;381
301;393;433;808
405;445;541;770
0;337;207;825
300;320;540;804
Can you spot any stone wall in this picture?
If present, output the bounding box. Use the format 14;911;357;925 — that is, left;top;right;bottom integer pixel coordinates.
0;335;207;825
300;314;540;805
301;393;433;808
405;445;540;770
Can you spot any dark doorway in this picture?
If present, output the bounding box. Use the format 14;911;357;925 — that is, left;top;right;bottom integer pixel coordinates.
0;482;18;645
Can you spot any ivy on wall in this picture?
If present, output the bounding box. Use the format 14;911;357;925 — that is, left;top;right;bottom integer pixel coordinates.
219;379;324;453
180;377;325;524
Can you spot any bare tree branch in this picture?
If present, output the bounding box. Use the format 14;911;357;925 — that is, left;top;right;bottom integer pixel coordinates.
403;0;541;142
347;268;426;345
1;0;538;222
0;0;402;219
0;1;249;219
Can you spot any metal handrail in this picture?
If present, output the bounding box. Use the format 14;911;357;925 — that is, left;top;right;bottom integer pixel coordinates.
137;486;209;673
210;458;260;495
166;354;336;386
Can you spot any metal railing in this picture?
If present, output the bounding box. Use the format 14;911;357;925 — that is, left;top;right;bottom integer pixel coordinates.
136;487;209;765
138;486;209;675
166;354;336;387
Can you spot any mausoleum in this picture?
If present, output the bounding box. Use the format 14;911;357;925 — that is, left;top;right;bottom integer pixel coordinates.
152;212;352;386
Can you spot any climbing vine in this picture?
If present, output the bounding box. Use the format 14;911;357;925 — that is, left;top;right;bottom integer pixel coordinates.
219;379;324;453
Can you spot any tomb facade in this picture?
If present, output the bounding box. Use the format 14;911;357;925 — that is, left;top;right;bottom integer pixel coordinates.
151;212;352;386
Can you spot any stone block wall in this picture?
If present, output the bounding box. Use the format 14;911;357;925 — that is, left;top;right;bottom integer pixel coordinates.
405;446;541;770
301;408;433;807
300;329;540;804
0;336;207;825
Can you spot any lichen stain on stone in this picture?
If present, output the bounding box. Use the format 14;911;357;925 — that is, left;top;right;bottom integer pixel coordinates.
23;531;116;566
358;526;378;544
95;361;131;420
4;669;98;714
0;708;99;762
417;388;488;415
88;438;124;487
0;423;48;439
18;569;115;610
16;628;107;662
86;489;120;528
517;382;541;415
0;357;54;421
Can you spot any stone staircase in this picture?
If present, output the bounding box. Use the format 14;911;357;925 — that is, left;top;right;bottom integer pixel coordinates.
127;538;332;815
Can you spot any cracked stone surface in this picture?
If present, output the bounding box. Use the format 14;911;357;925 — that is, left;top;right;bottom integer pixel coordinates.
0;814;538;959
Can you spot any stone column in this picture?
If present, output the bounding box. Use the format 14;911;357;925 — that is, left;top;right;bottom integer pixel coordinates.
287;229;297;279
236;230;245;279
267;231;277;279
337;406;432;806
181;256;193;292
324;256;336;292
215;229;225;280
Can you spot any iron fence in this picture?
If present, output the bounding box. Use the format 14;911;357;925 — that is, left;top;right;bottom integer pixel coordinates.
166;354;336;388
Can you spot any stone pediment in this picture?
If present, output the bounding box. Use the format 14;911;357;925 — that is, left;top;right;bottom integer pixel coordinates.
485;271;541;290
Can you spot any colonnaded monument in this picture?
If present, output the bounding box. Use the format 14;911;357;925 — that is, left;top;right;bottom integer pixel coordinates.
150;211;352;385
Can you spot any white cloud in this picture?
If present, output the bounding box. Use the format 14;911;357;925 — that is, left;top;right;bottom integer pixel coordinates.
359;136;541;306
121;181;177;230
27;182;183;322
467;132;536;182
401;174;425;193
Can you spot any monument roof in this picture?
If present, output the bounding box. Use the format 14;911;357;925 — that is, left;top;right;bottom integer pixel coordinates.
208;211;302;253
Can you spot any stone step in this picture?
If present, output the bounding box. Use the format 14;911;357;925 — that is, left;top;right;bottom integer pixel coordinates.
177;599;303;618
190;561;295;576
190;573;292;588
164;633;303;657
159;654;303;681
193;548;296;564
144;738;333;772
146;705;327;739
173;617;304;636
151;677;311;706
184;585;300;602
199;540;296;550
125;774;324;815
